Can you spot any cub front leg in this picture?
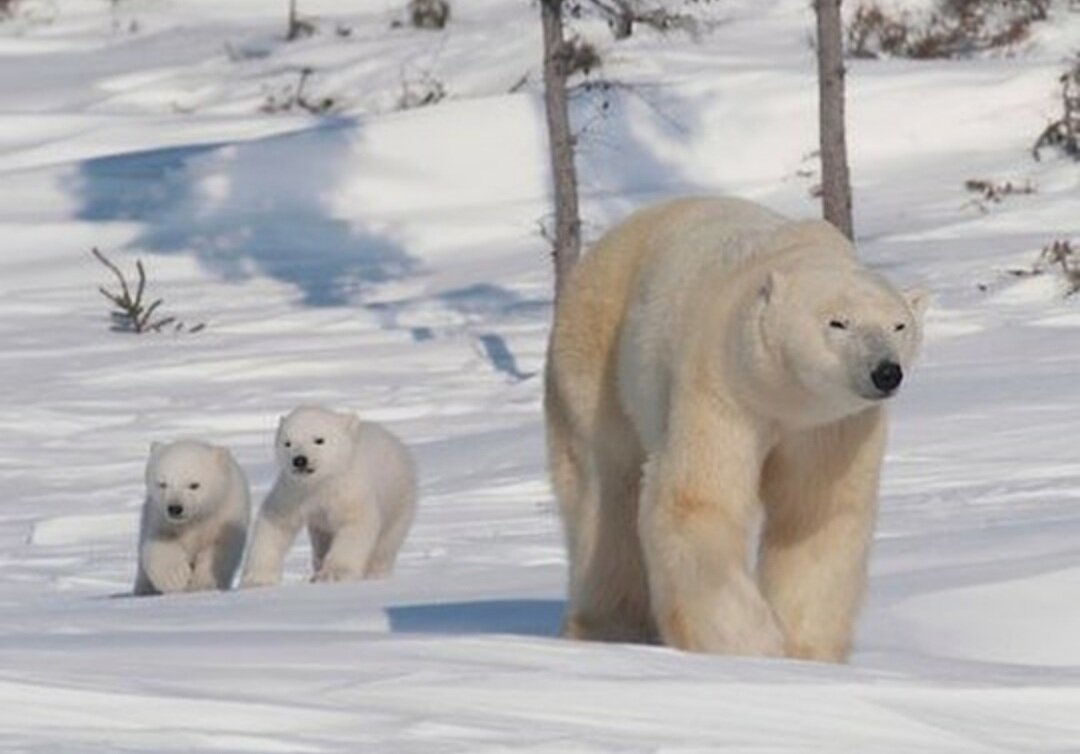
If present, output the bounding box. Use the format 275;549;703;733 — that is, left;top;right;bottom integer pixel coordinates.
311;516;380;583
308;525;333;574
190;522;247;591
638;410;785;656
241;510;302;588
140;539;193;595
188;548;219;592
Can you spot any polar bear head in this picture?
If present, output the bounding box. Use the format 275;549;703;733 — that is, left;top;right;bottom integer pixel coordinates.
756;265;928;423
146;440;231;526
275;406;359;485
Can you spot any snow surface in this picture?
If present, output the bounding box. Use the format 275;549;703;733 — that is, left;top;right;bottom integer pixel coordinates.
2;0;1080;751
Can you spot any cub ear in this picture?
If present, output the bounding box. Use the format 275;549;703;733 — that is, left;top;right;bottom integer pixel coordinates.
759;271;784;305
213;446;230;468
904;287;931;320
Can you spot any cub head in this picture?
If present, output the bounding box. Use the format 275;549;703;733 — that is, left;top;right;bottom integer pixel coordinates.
275;406;359;484
758;266;928;420
145;440;231;526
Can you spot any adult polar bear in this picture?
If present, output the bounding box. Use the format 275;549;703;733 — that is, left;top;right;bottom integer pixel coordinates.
545;197;927;662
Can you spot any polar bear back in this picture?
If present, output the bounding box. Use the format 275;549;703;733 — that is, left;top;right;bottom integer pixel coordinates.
351;420;417;519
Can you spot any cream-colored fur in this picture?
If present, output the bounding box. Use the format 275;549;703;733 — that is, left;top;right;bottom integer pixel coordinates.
241;406;417;587
546;197;927;661
134;440;251;596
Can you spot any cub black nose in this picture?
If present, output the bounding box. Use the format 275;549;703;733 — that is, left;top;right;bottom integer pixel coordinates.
292;455;309;470
166;504;184;518
871;360;903;394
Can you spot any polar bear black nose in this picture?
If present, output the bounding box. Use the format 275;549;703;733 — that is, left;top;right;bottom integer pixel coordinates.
292;455;309;470
166;503;184;518
871;360;903;394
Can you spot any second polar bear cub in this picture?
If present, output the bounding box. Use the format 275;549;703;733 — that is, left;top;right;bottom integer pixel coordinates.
242;406;417;586
134;440;251;596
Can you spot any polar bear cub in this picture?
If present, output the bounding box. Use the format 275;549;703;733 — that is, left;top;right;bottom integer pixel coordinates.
134;440;251;596
241;406;417;586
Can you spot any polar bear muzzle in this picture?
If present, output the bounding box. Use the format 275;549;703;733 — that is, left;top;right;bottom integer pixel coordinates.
870;359;902;395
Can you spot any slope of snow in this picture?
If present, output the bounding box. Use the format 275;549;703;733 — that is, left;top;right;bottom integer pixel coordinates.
1;0;1079;750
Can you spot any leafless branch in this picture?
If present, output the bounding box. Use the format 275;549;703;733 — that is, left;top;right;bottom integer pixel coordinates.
91;247;204;334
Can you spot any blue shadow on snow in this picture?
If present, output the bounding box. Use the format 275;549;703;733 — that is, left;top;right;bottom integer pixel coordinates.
387;599;564;638
75;119;417;307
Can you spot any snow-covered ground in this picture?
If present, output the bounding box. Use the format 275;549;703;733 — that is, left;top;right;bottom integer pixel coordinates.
2;0;1079;750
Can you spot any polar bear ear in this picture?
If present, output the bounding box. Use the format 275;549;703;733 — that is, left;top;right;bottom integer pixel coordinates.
759;271;784;305
904;287;931;320
342;413;361;434
213;446;230;468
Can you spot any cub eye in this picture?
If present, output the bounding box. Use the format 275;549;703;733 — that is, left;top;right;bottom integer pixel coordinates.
188;482;200;491
314;437;325;445
894;323;907;332
284;441;292;448
828;319;848;330
157;482;167;489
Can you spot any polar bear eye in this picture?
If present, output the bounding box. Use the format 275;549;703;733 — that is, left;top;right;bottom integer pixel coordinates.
284;441;292;448
314;437;325;445
828;319;848;330
188;482;200;491
894;322;907;332
157;481;167;489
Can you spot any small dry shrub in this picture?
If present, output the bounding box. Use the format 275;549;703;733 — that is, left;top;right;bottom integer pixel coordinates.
1039;239;1080;295
1033;54;1080;161
398;70;447;109
259;68;337;115
92;248;205;334
998;239;1080;296
409;0;450;30
963;177;1036;211
847;0;1050;59
570;0;719;40
559;36;602;77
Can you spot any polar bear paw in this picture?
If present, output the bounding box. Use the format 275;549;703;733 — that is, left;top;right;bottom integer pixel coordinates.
310;561;360;583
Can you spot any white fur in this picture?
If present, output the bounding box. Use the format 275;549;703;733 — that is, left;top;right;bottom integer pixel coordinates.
241;406;417;587
134;440;251;596
546;197;927;661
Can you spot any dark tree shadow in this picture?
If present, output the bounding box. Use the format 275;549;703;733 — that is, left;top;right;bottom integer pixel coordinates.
367;282;550;380
387;598;564;638
75;119;417;307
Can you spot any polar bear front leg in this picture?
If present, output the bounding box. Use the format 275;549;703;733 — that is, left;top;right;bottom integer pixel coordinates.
308;525;333;574
190;521;247;591
638;413;785;656
758;408;887;662
189;548;219;592
311;516;380;583
241;512;301;588
141;539;194;595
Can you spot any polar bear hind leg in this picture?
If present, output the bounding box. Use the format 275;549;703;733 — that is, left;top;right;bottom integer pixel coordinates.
547;362;654;643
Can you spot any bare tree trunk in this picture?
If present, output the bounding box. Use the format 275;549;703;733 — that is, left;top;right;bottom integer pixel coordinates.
540;0;583;299
815;0;854;240
287;0;300;41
